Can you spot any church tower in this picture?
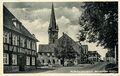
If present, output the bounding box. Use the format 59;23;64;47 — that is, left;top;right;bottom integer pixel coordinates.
48;4;59;44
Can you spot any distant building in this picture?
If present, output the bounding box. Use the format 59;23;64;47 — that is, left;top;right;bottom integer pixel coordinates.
37;4;83;66
87;51;101;63
38;44;60;66
81;45;88;63
81;45;88;54
3;5;38;72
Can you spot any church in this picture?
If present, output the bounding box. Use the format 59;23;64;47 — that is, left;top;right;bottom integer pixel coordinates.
37;4;87;66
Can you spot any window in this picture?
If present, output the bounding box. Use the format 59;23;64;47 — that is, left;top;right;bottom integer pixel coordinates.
13;46;17;52
48;60;51;64
53;59;55;64
3;32;9;43
12;34;18;45
12;18;20;29
27;40;31;49
12;54;17;65
42;53;44;56
32;57;35;65
26;56;30;65
52;53;54;56
3;53;9;64
13;21;17;27
39;53;42;55
20;37;25;47
3;44;8;50
53;39;55;43
47;53;50;56
32;42;36;50
42;59;44;64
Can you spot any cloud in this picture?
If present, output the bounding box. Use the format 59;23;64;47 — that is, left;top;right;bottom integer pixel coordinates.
55;6;82;25
20;19;49;44
67;25;80;40
4;2;84;10
7;7;51;21
7;5;82;25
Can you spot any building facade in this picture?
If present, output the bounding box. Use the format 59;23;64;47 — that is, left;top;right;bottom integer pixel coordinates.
3;5;38;72
37;4;84;66
38;44;60;66
87;51;101;63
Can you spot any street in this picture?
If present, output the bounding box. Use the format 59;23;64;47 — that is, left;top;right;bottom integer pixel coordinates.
44;62;108;73
6;62;108;73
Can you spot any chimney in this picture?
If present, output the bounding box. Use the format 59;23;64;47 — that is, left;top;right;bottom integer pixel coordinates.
63;32;64;35
32;34;35;37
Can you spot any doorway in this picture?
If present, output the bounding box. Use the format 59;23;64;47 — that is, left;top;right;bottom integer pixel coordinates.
19;55;25;71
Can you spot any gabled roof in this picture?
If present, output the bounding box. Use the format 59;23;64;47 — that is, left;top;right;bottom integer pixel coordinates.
3;5;38;42
55;33;82;54
38;44;55;53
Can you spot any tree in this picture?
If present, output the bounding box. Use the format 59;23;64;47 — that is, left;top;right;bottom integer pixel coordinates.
79;2;118;61
54;33;76;66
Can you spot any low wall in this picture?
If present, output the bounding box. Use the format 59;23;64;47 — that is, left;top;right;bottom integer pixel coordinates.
24;66;36;71
4;66;19;73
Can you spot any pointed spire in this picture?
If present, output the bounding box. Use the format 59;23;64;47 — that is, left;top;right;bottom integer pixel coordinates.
49;3;57;30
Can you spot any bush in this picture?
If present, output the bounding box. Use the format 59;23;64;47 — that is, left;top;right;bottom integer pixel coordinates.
105;63;118;72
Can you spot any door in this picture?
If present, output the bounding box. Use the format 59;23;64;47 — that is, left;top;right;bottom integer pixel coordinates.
19;55;25;71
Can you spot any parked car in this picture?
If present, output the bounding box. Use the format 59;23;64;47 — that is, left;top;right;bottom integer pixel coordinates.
66;61;74;66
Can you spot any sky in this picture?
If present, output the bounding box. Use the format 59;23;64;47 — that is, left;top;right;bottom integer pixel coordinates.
4;2;108;59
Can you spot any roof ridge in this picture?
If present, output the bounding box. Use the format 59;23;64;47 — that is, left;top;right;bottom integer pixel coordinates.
4;5;38;41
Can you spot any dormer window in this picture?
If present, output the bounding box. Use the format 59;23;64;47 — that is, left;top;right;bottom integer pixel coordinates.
12;18;17;27
13;21;17;27
12;18;20;29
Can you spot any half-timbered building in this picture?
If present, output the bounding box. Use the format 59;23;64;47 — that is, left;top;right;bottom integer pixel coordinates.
3;5;38;72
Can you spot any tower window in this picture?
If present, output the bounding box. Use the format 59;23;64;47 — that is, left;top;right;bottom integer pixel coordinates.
53;39;55;43
42;59;44;64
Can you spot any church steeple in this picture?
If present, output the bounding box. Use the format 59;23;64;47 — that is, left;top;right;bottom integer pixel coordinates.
48;3;59;44
49;3;56;29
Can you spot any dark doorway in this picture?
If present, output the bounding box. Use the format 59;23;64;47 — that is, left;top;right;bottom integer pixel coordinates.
18;55;25;71
60;59;64;66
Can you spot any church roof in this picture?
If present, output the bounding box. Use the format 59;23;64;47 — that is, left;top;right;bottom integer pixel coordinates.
55;33;82;54
3;5;38;42
38;44;55;53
